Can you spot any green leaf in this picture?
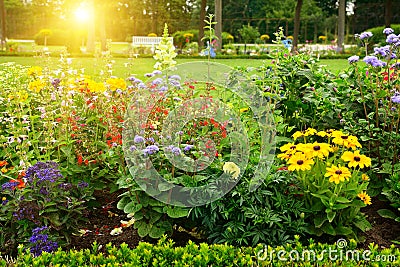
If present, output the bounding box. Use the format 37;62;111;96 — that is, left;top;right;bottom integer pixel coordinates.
353;217;371;232
335;197;351;203
335;226;353;235
124;202;143;214
117;197;131;210
377;209;397;220
158;182;174;192
149;225;165;239
326;210;336;222
136;221;150;237
164;206;189;218
314;215;327;228
321;223;336;235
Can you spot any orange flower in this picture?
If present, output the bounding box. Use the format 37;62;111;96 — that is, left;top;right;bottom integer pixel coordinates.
0;161;8;167
10;179;25;189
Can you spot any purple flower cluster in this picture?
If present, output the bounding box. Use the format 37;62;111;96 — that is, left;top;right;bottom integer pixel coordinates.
77;181;89;188
2;181;19;191
134;135;145;143
29;226;58;257
166;145;182;156
383;28;394;35
348;55;359;64
363;56;387;68
142;145;159;156
374;45;396;59
386;34;400;45
183;144;194;152
359;31;373;40
392;92;400;104
25;161;63;184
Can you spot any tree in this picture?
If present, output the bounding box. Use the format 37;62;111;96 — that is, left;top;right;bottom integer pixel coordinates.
291;0;303;53
0;0;5;50
384;0;392;27
214;0;222;51
198;0;207;48
337;0;345;53
238;24;259;54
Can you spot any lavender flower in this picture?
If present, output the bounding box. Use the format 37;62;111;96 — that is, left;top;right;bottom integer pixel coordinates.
171;147;181;156
129;145;137;151
363;56;387;68
142;145;159;156
152;78;164;85
386;34;400;45
152;70;162;75
183;144;194;152
134;135;145;143
359;31;373;40
146;137;155;143
392;93;400;104
383;28;394;35
348;55;359;64
78;181;89;188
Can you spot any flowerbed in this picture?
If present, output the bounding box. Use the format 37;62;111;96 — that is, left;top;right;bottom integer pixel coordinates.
1;24;400;263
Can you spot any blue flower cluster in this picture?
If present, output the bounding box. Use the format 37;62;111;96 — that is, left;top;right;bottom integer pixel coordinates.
29;226;58;257
166;145;182;156
25;161;64;184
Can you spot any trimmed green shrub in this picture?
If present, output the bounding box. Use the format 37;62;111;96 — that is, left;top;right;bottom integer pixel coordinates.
363;24;400;47
3;236;400;266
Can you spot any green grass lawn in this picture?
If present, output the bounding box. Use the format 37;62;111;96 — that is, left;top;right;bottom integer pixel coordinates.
0;56;351;78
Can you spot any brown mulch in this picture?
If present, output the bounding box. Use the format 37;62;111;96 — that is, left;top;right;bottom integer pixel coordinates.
68;190;400;252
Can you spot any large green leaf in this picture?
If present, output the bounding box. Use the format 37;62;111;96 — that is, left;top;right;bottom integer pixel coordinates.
136;221;150;237
164;206;189;218
377;209;397;220
117;197;131;210
124;202;143;214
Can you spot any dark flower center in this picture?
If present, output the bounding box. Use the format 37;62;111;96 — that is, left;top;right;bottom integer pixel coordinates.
290;146;296;150
313;145;321;151
297;160;304;165
354;156;361;162
341;136;348;140
335;170;343;175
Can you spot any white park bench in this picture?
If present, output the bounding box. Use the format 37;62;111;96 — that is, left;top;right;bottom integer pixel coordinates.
131;36;173;54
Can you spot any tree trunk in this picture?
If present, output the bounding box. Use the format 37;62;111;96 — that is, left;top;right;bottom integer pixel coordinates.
215;0;222;52
0;0;6;51
291;0;303;53
385;0;392;28
198;0;207;49
337;0;345;53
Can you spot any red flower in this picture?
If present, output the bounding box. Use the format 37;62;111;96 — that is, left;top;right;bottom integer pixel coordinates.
77;155;83;165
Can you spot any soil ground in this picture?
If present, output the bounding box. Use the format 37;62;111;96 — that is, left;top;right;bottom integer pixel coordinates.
68;190;400;253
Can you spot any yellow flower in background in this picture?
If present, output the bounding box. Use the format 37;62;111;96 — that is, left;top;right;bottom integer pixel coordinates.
287;152;314;171
239;107;249;113
27;66;42;76
341;150;371;169
317;131;329;137
16;90;29;102
304;128;317;137
87;79;106;93
106;78;126;91
362;174;369;181
28;79;46;93
223;162;240;179
292;131;304;140
358;191;372;205
325;165;351;184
